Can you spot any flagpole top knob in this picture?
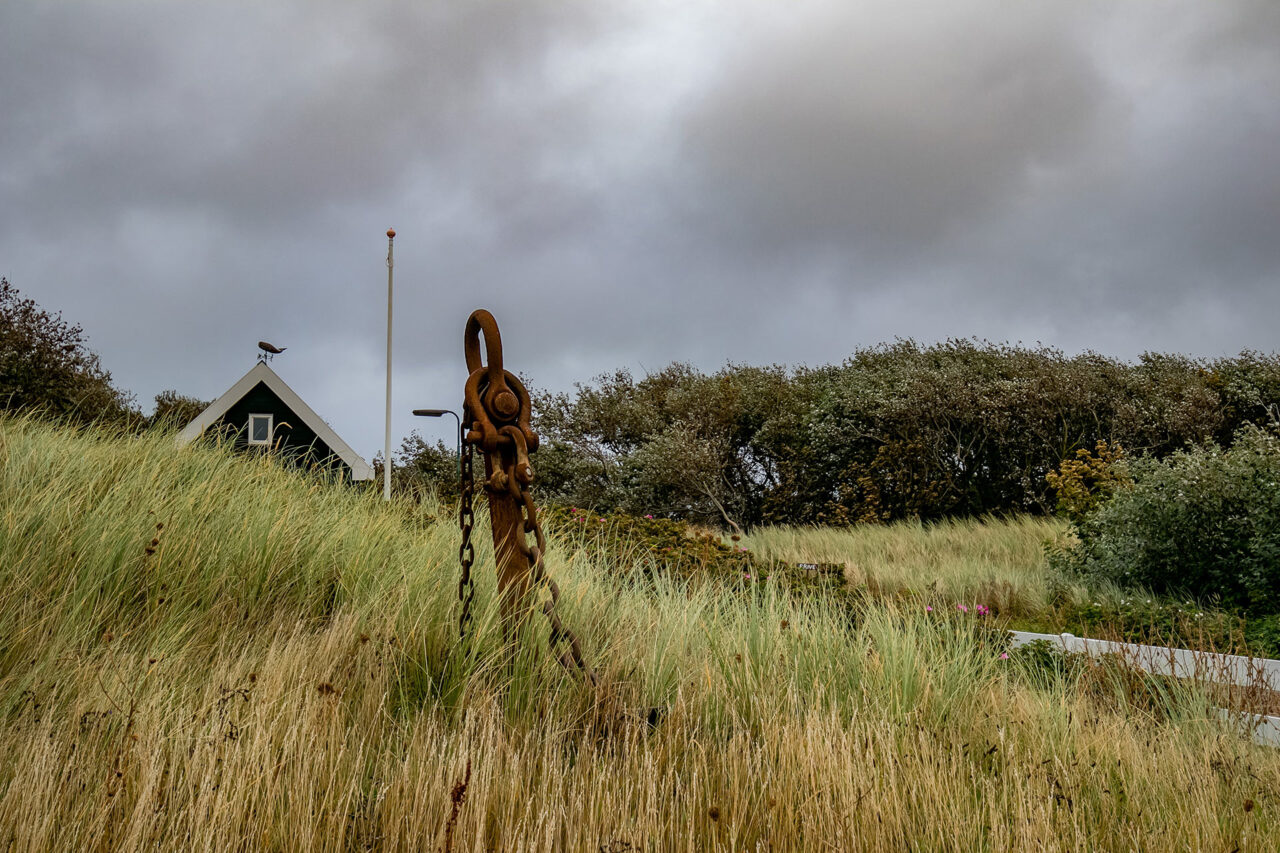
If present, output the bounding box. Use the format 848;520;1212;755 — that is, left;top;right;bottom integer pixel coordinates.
386;228;396;238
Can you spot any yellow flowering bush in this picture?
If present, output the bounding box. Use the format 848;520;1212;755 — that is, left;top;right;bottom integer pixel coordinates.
1045;440;1130;524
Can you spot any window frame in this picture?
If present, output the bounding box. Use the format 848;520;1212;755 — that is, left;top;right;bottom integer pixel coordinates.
247;413;273;446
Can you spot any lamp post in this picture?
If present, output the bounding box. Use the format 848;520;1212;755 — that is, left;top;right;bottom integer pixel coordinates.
412;408;461;476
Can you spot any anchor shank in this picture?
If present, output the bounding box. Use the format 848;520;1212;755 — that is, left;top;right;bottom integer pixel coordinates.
483;452;534;619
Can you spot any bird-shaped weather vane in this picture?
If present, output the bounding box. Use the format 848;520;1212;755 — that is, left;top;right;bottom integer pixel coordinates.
257;341;287;363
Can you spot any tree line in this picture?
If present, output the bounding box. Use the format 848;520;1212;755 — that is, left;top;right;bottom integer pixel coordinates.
523;342;1280;530
10;274;1280;529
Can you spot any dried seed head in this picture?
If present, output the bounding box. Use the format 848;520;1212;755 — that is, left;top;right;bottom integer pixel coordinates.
708;806;720;821
1245;799;1256;813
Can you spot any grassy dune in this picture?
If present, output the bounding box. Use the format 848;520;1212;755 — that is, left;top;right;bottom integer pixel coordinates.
743;517;1070;618
1;416;1278;851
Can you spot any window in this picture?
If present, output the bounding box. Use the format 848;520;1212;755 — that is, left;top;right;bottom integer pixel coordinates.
248;413;273;445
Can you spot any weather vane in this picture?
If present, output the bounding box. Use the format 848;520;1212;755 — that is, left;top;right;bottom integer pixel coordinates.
257;341;286;363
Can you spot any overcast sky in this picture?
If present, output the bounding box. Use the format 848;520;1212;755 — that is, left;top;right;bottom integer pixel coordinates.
3;1;1279;460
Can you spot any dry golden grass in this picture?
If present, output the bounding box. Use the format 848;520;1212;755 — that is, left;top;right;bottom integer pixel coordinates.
7;609;1279;852
2;417;1278;851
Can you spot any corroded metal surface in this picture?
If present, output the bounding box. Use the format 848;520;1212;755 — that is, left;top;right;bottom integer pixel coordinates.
460;309;595;683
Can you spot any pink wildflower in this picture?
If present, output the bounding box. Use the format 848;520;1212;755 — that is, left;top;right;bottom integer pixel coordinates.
645;514;654;519
1000;652;1010;660
926;605;933;612
957;604;968;613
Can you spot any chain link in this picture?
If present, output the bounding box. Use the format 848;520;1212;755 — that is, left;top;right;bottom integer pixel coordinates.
457;435;476;639
512;472;597;685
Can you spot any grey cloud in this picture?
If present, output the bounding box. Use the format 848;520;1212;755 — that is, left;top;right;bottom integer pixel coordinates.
3;0;1280;459
1;1;615;238
676;2;1111;265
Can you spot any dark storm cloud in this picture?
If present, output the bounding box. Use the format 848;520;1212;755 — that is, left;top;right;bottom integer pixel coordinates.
0;0;633;454
677;2;1109;262
2;0;1279;458
0;2;608;233
649;1;1280;360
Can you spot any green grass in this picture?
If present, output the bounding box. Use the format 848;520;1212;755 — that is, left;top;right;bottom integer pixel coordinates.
747;518;1280;657
2;415;1279;851
743;516;1070;617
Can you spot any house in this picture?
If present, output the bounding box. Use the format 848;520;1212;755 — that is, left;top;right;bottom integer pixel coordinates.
176;361;373;481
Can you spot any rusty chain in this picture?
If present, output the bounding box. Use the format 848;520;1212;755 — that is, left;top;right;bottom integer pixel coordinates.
459;309;597;685
456;436;476;639
503;428;596;685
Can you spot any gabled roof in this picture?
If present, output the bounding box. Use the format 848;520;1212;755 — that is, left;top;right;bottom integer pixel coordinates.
176;361;373;481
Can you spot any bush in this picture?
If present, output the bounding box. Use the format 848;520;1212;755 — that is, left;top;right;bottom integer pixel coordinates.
1045;440;1131;524
387;431;467;500
149;389;210;429
1053;424;1280;616
1049;596;1257;656
534;343;1280;528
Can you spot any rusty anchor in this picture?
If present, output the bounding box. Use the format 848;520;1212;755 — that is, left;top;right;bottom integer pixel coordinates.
455;309;595;684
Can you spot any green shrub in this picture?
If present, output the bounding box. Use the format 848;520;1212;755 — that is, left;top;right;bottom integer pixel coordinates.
1243;613;1280;658
1049;596;1259;656
535;343;1280;527
1045;439;1131;524
1053;424;1280;616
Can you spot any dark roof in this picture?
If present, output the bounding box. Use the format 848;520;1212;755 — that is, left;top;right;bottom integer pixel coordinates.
176;361;373;480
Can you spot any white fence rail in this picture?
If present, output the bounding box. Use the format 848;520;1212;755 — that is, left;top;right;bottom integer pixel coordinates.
1007;630;1280;747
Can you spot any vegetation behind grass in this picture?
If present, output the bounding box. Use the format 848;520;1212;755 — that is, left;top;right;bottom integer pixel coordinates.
2;415;1279;851
745;514;1280;659
743;516;1069;618
1055;423;1280;617
531;344;1280;530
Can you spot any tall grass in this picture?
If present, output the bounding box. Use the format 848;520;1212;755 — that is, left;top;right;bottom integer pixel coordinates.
1;415;1277;851
744;517;1070;617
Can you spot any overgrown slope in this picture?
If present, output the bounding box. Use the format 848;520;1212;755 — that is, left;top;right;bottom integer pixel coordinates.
1;416;1277;851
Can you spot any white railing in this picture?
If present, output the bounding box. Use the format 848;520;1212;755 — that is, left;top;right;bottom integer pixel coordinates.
1008;630;1280;747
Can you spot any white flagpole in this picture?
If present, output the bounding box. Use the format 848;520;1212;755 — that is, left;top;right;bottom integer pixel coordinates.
384;228;395;501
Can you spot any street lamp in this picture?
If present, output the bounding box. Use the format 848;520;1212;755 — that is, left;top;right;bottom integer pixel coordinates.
412;408;461;476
